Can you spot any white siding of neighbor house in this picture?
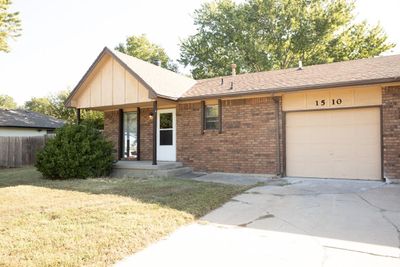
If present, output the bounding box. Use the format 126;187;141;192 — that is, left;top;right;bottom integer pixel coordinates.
0;128;49;137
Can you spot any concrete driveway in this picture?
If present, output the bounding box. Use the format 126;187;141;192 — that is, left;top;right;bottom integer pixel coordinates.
116;178;400;267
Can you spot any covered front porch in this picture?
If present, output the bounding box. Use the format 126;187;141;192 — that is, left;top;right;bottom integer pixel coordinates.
65;47;195;166
78;99;177;166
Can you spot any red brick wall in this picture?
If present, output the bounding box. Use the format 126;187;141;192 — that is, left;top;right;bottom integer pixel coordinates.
139;108;154;161
103;110;120;160
176;97;282;174
382;86;400;181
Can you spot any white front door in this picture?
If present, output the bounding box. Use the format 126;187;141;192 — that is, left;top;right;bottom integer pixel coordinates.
157;108;176;161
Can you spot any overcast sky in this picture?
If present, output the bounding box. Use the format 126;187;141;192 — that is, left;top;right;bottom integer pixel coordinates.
1;0;399;105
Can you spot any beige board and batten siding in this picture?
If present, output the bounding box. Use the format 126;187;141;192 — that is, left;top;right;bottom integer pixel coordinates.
283;86;382;180
70;54;152;109
282;86;382;111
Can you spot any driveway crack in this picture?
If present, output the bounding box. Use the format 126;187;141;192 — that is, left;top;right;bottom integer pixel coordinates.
237;213;274;227
230;198;251;205
356;193;387;211
323;245;400;259
381;212;400;257
356;193;400;256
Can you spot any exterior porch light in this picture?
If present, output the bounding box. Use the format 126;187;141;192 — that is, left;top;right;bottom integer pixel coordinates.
149;112;154;120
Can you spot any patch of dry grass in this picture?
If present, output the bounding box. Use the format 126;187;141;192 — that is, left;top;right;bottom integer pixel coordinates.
0;167;249;266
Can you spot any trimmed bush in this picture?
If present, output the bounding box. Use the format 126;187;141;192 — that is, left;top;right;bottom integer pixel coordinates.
36;124;114;179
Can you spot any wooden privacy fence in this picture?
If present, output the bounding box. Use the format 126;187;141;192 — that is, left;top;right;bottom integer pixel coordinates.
0;135;54;168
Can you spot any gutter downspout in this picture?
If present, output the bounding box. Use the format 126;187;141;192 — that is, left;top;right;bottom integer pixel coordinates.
273;96;282;177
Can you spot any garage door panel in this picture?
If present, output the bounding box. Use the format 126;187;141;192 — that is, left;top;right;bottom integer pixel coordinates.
287;112;328;126
354;108;380;122
329;127;356;143
289;162;333;178
286;127;310;142
332;144;355;158
330;112;354;126
356;144;380;158
356;162;381;179
288;127;332;144
355;125;380;143
286;108;381;180
332;160;355;179
288;143;332;159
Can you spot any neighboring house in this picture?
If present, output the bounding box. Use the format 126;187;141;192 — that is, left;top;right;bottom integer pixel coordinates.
0;109;65;136
66;47;400;182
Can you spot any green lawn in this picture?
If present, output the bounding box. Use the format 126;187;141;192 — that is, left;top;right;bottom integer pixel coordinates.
0;167;249;267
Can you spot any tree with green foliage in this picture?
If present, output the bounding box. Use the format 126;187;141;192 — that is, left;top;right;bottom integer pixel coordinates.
24;90;104;129
0;94;17;109
23;97;51;115
0;0;21;52
179;0;395;79
116;34;178;72
36;124;114;179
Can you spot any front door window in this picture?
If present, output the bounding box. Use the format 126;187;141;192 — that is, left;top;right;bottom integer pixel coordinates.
160;113;173;146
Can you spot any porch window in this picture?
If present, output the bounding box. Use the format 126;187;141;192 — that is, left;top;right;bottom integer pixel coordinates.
123;112;137;159
205;105;219;130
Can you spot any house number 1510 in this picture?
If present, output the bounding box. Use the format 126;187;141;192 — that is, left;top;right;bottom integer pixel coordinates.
315;98;343;106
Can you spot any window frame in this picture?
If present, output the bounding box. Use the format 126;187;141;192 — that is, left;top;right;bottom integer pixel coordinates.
203;101;222;132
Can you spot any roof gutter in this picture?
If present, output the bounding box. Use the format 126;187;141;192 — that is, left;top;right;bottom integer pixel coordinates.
156;94;178;101
178;76;400;101
0;125;62;130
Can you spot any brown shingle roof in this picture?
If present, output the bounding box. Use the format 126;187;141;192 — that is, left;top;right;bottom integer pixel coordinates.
182;54;400;99
112;49;196;99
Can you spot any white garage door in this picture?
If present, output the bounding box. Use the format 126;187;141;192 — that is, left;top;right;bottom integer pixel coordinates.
286;107;381;180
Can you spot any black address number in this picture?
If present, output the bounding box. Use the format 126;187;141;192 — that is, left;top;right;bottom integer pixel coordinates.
315;98;343;106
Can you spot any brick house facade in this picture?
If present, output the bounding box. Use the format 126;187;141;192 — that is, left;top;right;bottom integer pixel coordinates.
103;90;400;181
176;97;283;174
104;96;284;174
68;47;400;182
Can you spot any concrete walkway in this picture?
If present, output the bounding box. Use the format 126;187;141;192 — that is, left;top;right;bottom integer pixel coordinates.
115;178;400;267
182;171;276;185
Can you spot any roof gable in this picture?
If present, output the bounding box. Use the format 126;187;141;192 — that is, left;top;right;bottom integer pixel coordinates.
68;50;155;108
66;47;196;108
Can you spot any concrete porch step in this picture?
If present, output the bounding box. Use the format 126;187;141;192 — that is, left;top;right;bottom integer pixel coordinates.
111;161;192;178
113;161;183;170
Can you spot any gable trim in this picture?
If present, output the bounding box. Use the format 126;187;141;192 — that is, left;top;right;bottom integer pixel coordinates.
65;47;177;108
